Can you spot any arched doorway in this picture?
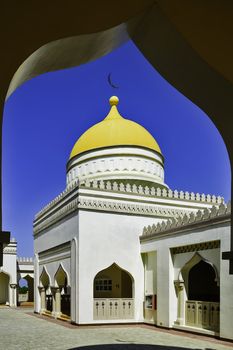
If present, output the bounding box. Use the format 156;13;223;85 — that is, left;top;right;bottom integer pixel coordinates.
54;265;70;317
39;268;52;313
93;263;134;320
0;272;9;304
18;275;34;305
188;260;219;302
183;255;220;331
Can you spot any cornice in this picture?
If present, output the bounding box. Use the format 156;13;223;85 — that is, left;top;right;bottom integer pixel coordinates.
78;197;187;218
34;180;224;223
33;195;191;235
34;180;225;235
141;202;231;242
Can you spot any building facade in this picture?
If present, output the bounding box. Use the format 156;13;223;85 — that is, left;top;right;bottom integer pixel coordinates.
141;202;231;339
33;96;232;339
0;239;34;306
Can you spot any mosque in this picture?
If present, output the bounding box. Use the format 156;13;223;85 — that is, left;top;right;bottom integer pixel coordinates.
1;96;232;340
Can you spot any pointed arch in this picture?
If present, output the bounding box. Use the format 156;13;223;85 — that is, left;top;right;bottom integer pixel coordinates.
178;252;219;286
54;263;69;287
54;263;70;317
178;252;220;303
18;274;34;303
94;262;134;280
93;262;134;299
39;266;51;288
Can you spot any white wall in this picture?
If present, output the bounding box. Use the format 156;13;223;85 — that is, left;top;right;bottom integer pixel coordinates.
219;225;233;340
141;221;232;340
1;242;17;307
78;209;162;324
34;213;78;254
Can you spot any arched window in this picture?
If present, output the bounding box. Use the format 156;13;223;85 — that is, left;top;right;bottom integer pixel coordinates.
93;263;133;299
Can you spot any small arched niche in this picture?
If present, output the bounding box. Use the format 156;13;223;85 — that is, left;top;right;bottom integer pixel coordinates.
39;267;52;312
93;263;133;299
54;264;68;289
54;264;70;317
39;267;50;288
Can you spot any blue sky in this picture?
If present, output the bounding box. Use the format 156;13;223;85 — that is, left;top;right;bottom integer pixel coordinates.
2;40;231;257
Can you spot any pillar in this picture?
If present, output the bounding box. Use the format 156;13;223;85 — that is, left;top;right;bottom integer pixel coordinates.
51;287;61;318
38;287;46;313
71;237;78;323
10;284;17;307
174;280;185;325
28;278;34;302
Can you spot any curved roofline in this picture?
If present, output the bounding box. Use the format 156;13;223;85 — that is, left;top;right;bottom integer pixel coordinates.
69;96;162;160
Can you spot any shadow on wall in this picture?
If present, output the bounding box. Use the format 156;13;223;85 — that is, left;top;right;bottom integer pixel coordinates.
68;344;213;350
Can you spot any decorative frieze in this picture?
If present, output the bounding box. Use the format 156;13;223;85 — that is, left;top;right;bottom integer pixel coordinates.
67;155;165;187
142;202;231;237
78;197;187;217
34;193;189;234
80;180;224;207
35;179;224;225
171;240;220;254
3;242;17;255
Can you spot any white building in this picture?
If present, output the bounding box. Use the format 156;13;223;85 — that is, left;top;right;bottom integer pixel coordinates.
33;96;232;340
0;239;34;306
0;239;17;307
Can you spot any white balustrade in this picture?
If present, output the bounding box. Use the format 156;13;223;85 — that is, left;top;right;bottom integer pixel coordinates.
93;298;134;320
186;300;219;331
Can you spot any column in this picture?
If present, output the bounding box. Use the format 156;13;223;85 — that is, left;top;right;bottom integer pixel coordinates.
174;280;185;325
10;284;17;307
28;278;34;302
71;237;78;324
34;253;40;313
38;287;46;313
51;287;61;318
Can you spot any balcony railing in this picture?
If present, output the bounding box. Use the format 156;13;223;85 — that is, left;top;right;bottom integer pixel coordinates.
93;298;134;320
186;300;219;331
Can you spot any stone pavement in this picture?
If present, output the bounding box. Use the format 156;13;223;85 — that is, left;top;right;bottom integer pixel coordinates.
0;307;233;350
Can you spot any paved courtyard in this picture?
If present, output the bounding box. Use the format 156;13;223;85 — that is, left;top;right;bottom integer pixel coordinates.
0;307;233;350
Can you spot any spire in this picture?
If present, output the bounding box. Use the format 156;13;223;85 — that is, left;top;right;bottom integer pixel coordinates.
104;96;123;121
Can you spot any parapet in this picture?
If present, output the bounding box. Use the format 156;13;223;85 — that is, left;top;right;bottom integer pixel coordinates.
34;178;224;222
81;180;224;204
17;257;34;263
142;201;231;237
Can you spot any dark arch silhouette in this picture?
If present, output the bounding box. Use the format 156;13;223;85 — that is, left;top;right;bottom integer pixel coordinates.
188;260;220;302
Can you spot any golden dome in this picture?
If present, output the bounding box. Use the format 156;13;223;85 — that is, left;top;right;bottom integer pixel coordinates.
69;96;162;159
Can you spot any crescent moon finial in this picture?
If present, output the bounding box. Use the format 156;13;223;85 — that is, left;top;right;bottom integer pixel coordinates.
108;73;119;89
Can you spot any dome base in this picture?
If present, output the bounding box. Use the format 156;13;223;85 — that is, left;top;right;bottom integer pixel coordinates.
66;146;165;189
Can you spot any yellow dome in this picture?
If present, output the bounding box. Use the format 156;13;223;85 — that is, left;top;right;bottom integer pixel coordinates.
69;96;162;159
